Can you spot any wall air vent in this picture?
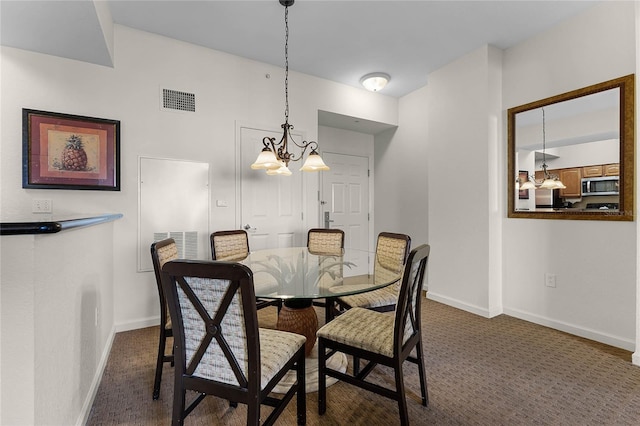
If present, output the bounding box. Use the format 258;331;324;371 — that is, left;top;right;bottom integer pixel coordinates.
161;88;196;112
153;231;199;259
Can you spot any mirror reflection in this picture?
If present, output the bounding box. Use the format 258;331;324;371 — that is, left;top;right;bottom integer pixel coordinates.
507;75;634;221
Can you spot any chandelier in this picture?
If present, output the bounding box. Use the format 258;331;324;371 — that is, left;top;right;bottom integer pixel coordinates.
251;0;329;176
519;107;566;190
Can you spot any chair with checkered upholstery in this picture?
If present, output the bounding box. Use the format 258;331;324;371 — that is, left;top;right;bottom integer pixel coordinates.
335;232;410;314
317;244;430;425
161;259;307;425
210;229;251;261
150;238;179;400
307;228;344;256
307;228;345;323
211;229;280;311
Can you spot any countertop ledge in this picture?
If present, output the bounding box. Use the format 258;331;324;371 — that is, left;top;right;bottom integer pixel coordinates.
0;213;123;235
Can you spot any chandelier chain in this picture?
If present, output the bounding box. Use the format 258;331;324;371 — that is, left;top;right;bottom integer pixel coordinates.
284;4;289;122
541;107;549;177
249;0;328;174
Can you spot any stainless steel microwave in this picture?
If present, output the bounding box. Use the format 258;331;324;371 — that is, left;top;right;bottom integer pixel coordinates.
581;176;619;196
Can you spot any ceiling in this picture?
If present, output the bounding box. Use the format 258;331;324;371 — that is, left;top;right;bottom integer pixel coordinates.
1;0;599;133
1;0;600;96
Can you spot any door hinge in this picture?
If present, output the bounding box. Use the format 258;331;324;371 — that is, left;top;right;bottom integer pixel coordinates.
368;213;370;221
301;212;304;221
368;169;370;177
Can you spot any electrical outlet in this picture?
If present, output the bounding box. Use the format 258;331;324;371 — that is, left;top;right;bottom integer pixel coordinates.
32;199;52;213
545;273;557;288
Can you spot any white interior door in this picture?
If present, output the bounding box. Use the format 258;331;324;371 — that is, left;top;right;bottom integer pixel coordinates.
321;152;370;274
240;126;304;250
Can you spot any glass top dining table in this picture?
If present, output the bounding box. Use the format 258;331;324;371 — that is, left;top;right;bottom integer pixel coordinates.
238;246;401;301
238;246;402;392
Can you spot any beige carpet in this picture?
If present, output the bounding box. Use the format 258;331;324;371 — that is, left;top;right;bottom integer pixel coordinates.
87;299;640;425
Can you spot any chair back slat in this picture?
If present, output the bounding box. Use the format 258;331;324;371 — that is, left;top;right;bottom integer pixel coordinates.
163;260;259;390
394;244;430;352
211;230;250;261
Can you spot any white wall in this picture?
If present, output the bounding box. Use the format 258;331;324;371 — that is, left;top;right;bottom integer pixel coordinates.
502;1;636;350
426;44;503;316
423;0;637;351
0;24;398;422
1;223;116;425
1;24;398;329
374;84;429;246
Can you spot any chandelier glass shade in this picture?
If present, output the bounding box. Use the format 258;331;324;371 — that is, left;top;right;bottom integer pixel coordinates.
251;0;329;175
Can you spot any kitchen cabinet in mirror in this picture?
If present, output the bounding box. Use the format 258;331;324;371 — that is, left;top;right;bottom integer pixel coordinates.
508;74;634;221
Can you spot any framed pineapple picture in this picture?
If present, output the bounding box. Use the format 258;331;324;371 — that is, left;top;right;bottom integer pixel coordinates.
22;109;120;190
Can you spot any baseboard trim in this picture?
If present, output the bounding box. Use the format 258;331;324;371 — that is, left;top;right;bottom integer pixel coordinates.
427;292;492;318
75;317;160;425
115;316;160;333
503;307;635;352
76;326;116;426
426;293;635;352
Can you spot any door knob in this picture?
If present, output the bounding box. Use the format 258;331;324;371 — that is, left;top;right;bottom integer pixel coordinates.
244;224;256;231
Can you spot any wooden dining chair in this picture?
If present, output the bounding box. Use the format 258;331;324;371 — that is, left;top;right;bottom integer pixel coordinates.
210;229;251;261
317;244;431;425
335;232;411;314
161;259;307;425
306;228;345;323
149;238;178;400
211;229;280;311
307;228;344;255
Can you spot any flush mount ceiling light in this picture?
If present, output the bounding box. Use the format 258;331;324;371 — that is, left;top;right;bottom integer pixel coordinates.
360;72;390;92
251;0;329;176
518;107;566;191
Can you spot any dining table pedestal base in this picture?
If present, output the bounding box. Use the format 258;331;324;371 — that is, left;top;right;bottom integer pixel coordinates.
276;301;318;357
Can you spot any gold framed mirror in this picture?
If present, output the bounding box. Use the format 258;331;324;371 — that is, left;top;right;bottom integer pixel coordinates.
507;74;635;221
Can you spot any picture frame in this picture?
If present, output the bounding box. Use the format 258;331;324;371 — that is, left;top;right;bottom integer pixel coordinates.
518;170;529;199
22;109;120;191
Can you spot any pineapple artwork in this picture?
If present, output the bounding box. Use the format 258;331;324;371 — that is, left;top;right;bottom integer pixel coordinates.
48;131;100;173
62;134;88;171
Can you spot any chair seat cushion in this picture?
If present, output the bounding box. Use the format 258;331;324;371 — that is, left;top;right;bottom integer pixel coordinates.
258;328;306;389
317;307;395;358
338;285;397;309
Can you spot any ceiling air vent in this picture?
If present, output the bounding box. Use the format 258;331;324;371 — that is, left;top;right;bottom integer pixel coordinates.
161;88;195;112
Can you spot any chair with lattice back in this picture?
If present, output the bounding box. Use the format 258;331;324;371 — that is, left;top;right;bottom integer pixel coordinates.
210;229;280;311
317;244;430;425
150;238;178;400
161;259;307;425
